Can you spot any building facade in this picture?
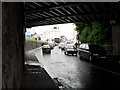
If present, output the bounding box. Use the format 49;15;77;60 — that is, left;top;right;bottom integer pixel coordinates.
43;27;61;41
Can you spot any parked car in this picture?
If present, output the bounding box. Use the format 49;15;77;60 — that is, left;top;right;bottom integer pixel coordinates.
64;44;78;55
42;45;51;54
78;43;107;61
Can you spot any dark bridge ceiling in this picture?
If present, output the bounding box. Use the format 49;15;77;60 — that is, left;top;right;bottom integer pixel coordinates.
24;2;120;28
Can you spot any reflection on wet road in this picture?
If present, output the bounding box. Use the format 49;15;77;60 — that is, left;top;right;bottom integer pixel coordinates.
35;46;120;88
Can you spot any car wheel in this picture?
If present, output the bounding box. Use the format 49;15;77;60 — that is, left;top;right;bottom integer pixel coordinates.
89;56;93;62
64;52;67;55
75;52;77;56
49;51;51;54
79;53;82;60
67;52;69;55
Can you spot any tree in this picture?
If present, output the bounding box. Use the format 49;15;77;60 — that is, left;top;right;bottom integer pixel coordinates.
75;22;91;42
74;21;111;44
79;26;90;43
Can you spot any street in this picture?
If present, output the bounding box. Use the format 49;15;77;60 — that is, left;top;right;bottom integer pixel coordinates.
35;46;120;88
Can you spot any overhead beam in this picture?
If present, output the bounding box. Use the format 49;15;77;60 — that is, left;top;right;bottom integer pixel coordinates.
26;11;119;23
50;10;60;16
25;2;82;14
26;17;114;28
55;9;65;15
32;2;43;7
50;0;59;5
27;13;42;18
76;6;84;13
42;12;54;17
92;3;98;12
84;4;91;13
62;8;72;15
69;7;77;14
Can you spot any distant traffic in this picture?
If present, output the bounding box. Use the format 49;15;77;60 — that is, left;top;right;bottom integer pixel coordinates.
41;41;109;63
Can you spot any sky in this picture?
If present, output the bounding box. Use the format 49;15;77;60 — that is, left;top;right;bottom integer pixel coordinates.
26;23;76;39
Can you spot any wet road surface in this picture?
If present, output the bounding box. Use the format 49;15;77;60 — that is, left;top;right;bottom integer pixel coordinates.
35;46;120;88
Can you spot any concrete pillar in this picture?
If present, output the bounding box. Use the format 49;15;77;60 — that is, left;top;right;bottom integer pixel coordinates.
2;2;25;88
111;20;120;56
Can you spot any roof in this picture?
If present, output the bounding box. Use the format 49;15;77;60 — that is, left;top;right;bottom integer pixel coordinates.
24;2;120;28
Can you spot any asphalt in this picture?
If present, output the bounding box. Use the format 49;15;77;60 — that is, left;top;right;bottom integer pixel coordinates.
20;47;120;89
20;49;59;89
35;46;120;88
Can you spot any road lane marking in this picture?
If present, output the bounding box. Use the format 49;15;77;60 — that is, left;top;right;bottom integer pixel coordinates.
91;64;120;76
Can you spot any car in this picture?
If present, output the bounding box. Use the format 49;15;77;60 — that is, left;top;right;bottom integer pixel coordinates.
59;42;64;49
78;43;107;61
61;45;66;50
42;45;51;54
64;44;78;55
59;42;66;50
49;43;55;49
55;43;59;46
66;41;73;44
58;44;61;48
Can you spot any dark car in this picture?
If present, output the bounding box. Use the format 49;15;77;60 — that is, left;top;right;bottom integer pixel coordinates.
42;45;51;54
64;44;78;56
78;43;107;61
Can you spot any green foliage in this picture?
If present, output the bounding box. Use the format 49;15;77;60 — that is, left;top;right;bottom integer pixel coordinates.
80;26;90;43
88;21;103;44
74;21;111;44
74;22;86;34
25;37;46;43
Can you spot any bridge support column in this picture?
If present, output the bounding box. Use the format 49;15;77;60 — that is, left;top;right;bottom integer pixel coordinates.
111;20;120;56
2;2;25;88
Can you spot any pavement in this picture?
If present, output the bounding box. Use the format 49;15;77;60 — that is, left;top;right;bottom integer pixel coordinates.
20;48;60;89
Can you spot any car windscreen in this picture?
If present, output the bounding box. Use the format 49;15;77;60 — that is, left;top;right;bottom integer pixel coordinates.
43;45;50;48
49;43;54;45
61;43;65;46
67;45;74;49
